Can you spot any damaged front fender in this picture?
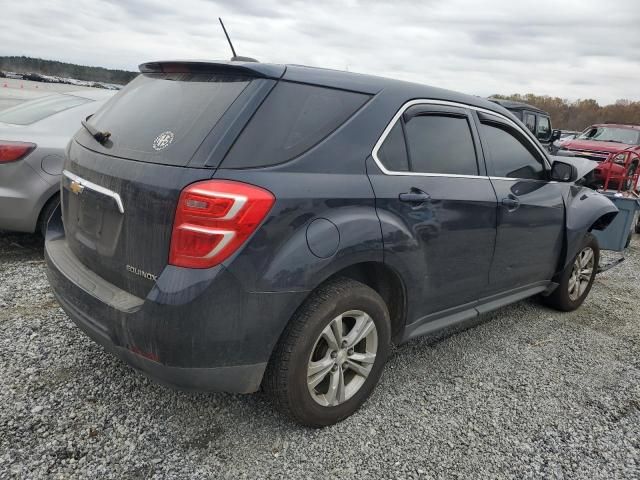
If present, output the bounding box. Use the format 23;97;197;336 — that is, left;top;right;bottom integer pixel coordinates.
562;186;618;270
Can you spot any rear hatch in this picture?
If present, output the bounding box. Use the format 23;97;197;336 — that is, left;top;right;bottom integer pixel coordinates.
62;63;281;298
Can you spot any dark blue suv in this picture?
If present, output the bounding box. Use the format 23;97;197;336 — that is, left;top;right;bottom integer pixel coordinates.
45;60;617;426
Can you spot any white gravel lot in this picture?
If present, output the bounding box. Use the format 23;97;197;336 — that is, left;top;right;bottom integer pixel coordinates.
0;231;638;479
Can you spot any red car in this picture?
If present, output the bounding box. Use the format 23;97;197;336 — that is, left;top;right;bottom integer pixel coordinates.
558;123;640;190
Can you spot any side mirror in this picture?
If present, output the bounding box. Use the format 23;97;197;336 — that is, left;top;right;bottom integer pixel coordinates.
550;160;578;182
550;129;562;142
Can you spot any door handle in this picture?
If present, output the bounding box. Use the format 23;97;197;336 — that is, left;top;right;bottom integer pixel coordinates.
501;196;520;211
399;189;431;204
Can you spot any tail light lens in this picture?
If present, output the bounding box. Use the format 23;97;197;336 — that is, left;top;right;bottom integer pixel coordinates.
169;180;275;268
0;141;36;163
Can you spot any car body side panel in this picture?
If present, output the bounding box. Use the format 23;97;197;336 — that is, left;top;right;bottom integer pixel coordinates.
212;169;384;293
562;186;618;270
0;157;57;232
365;157;498;323
487;179;566;293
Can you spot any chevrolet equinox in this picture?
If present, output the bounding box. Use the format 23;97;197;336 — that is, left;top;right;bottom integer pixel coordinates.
45;60;618;426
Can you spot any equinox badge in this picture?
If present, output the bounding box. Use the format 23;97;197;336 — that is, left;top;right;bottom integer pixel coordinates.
126;265;158;282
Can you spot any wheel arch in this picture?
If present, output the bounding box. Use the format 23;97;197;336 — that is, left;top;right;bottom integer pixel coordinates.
268;260;408;365
561;188;618;271
320;261;407;342
36;190;61;233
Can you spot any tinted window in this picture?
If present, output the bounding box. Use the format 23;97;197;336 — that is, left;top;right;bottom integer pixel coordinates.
224;82;369;168
377;120;409;171
0;94;91;125
537;116;550;138
480;122;545;179
404;115;478;175
524;113;536;133
85;73;251;166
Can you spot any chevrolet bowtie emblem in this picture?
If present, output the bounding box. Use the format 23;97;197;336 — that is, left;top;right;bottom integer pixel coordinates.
69;180;85;195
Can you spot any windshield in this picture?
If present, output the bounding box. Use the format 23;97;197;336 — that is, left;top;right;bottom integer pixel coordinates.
577;126;640;145
0;94;92;125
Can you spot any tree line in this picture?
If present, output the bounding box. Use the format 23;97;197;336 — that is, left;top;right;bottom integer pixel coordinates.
492;93;640;131
0;56;137;85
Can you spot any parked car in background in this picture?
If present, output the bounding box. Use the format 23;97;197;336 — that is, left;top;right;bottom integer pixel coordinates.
551;130;580;154
488;98;559;150
46;60;617;427
557;123;640;190
0;90;115;235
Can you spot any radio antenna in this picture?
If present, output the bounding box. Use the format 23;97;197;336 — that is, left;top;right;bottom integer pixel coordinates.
218;17;237;58
218;17;258;62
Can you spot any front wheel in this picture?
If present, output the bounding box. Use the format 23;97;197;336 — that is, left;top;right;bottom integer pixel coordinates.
264;278;391;427
543;233;599;311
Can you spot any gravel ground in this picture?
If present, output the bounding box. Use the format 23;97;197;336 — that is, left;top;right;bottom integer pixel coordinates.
0;231;638;479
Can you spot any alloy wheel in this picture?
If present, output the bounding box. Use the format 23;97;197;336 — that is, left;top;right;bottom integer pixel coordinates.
568;246;595;301
307;310;378;407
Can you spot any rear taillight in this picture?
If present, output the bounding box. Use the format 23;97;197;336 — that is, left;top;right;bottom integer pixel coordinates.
169;180;275;269
0;141;36;163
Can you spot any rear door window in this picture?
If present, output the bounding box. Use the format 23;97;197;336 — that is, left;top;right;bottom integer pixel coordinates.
376;120;409;172
404;114;478;175
0;94;91;125
81;73;251;166
223;81;370;168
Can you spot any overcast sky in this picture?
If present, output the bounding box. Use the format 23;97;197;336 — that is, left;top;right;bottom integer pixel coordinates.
1;0;639;104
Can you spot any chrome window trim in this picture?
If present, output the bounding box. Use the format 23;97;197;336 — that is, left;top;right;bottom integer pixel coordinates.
371;99;551;179
62;170;125;214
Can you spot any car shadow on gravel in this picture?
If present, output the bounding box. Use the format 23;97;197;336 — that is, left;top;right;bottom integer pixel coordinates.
0;231;44;262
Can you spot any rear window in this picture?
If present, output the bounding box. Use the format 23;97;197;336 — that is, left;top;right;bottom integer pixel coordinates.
223;81;370;168
0;94;91;125
83;73;251;165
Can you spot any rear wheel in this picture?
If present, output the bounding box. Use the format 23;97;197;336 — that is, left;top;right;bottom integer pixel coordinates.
264;278;390;427
37;194;60;238
543;233;599;311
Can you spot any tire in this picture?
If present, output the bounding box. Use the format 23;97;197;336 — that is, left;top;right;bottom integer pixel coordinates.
37;194;60;238
543;233;599;312
264;277;391;427
635;216;640;234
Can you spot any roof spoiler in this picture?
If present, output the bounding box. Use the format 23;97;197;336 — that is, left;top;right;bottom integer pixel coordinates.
138;60;285;79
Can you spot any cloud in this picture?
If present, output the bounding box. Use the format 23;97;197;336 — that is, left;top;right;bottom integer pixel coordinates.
1;0;639;104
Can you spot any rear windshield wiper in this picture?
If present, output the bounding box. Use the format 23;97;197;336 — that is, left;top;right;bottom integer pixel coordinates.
81;116;111;145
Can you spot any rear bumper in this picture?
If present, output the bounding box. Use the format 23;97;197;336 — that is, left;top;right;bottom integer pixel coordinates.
45;206;308;393
51;286;267;392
